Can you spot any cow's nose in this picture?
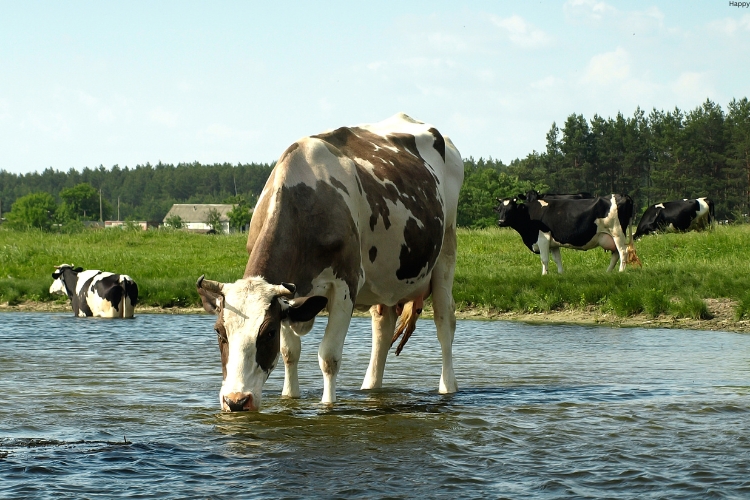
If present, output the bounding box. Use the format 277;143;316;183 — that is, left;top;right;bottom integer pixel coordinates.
223;392;254;412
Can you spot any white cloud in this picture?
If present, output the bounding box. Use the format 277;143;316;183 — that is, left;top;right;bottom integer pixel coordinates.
707;14;750;36
200;123;258;143
149;107;178;127
582;47;630;85
671;72;716;104
490;14;552;48
564;0;617;21
531;76;564;90
0;98;10;121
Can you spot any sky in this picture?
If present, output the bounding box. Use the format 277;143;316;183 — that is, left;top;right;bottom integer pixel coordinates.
1;0;749;175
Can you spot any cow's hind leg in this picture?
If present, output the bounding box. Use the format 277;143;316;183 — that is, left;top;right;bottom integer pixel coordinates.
537;232;551;275
281;325;302;398
607;251;620;272
431;225;458;394
361;304;397;390
551;247;564;274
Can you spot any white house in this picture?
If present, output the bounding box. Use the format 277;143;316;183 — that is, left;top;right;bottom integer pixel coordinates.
162;204;234;233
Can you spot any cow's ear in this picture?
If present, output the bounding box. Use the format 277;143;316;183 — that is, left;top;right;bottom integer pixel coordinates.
517;193;526;201
196;275;225;315
281;296;328;323
73;267;84;273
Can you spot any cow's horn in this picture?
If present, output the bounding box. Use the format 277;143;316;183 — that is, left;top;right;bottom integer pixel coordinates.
276;282;296;297
197;275;224;293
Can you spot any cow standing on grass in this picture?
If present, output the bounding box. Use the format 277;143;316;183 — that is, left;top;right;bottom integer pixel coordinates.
197;113;463;412
50;264;138;318
495;194;637;275
635;198;714;239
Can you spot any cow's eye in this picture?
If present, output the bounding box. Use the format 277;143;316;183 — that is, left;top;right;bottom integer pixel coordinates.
265;329;276;339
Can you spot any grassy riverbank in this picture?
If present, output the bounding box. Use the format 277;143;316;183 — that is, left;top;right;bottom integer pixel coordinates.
2;225;750;324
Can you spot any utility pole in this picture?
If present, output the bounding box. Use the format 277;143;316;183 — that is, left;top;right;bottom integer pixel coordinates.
99;189;103;222
118;196;120;221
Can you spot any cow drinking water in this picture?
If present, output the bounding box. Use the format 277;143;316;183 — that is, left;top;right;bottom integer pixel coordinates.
50;264;138;318
197;113;463;411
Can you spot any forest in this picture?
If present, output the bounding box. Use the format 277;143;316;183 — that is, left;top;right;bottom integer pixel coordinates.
1;97;749;230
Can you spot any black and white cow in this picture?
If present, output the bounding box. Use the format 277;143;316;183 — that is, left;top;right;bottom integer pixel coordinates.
50;264;138;318
634;197;714;239
495;195;635;275
196;113;463;412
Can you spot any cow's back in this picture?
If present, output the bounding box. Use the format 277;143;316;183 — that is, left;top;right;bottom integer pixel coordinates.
245;113;462;307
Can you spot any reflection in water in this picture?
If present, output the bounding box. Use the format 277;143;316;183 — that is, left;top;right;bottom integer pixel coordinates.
1;312;749;498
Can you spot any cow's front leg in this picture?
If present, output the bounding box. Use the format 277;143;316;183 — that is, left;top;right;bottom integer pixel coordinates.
361;304;397;390
280;324;301;398
318;284;354;404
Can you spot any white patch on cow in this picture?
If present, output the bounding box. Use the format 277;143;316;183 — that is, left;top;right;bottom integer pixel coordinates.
84;272;119;317
655;203;665;209
75;270;103;296
49;278;66;295
503;199;510;206
691;197;711;230
219;276;285;412
538;199;549;207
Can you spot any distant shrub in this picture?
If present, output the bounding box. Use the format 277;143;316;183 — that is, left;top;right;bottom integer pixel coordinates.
734;291;750;320
643;289;670;318
608;289;644;317
670;296;712;320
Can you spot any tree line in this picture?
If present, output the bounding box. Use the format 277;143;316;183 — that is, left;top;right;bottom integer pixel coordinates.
2;97;749;230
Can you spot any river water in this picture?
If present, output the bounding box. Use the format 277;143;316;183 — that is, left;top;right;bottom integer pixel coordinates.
0;312;748;498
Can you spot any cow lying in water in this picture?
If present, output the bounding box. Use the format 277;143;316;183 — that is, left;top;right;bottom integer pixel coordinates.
495;194;637;274
635;198;714;239
197;113;463;411
50;264;138;318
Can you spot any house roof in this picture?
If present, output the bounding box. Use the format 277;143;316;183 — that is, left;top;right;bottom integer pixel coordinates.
163;204;234;223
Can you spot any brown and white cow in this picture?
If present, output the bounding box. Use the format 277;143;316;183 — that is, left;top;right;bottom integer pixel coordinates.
197;113;463;411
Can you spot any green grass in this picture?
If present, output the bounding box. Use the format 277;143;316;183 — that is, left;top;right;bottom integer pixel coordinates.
454;225;750;320
2;225;750;319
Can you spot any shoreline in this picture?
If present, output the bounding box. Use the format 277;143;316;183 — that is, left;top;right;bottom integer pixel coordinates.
2;298;748;333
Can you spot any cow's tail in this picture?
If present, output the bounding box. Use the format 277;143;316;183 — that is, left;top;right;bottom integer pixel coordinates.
622;195;642;268
391;301;422;356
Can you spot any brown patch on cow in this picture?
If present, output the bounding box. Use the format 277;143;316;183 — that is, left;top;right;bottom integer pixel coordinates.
321;357;339;376
255;299;282;372
312;126;445;281
369;246;377;263
428;127;446;162
329;176;349;196
215;316;229;380
244;148;361;303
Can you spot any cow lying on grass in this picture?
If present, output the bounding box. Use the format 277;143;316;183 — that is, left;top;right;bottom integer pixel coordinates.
495;194;638;275
635;197;714;239
196;113;463;411
50;264;138;318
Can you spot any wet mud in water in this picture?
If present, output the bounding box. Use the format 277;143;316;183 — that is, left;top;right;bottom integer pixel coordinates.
1;312;749;498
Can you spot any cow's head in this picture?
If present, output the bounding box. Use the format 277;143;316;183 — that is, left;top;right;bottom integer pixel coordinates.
49;264;83;295
494;197;527;227
196;275;328;412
